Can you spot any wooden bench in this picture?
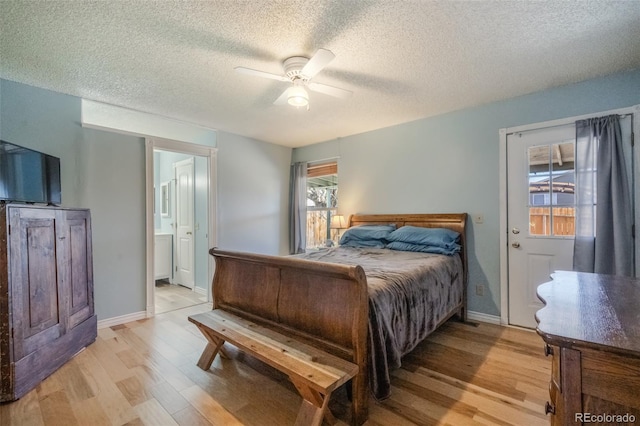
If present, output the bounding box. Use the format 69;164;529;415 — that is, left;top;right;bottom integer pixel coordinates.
190;249;369;425
189;309;359;425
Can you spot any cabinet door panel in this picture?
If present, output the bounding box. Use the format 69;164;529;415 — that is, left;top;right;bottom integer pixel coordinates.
9;209;64;359
65;211;93;329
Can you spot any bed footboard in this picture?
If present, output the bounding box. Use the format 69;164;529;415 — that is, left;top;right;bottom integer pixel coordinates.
208;248;370;425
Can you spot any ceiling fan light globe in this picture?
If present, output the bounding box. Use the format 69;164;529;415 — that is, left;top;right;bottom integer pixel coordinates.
287;86;309;107
288;96;308;107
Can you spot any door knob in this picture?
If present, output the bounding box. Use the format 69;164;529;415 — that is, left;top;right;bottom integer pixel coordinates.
512;242;520;248
512;228;520;234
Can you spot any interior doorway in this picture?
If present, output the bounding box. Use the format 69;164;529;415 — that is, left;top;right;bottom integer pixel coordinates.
145;138;217;317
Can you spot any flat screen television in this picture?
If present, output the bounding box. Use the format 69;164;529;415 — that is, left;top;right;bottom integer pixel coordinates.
0;140;61;205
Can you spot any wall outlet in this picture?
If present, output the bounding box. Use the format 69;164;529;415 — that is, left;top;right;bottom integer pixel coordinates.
475;284;484;296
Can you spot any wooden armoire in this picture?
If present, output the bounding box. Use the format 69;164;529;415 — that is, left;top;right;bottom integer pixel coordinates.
0;203;97;401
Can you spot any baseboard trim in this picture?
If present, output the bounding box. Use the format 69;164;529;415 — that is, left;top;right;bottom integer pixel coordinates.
193;286;207;296
467;310;502;325
97;311;147;329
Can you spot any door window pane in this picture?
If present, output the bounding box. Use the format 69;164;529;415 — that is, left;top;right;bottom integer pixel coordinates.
529;206;551;236
528;142;575;236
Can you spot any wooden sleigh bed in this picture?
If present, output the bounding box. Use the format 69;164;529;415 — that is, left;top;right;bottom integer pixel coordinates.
195;213;467;425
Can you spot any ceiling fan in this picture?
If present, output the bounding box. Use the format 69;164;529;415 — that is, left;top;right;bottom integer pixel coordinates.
234;48;352;109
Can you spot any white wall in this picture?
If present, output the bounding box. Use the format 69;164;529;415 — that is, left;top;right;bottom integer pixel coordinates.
293;69;640;317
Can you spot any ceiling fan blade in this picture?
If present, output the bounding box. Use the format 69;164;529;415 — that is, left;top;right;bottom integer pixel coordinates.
308;82;352;99
273;88;290;105
301;48;335;78
235;67;289;82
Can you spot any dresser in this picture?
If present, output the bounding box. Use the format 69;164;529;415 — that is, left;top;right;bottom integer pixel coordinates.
0;203;97;401
536;271;640;425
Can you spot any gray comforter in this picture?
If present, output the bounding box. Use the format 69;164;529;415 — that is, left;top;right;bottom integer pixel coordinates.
296;247;464;400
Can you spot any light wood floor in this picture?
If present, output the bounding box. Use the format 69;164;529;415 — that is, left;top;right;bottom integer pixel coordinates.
0;304;550;426
155;281;208;314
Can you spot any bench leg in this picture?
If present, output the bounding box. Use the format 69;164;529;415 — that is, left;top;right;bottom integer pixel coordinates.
194;324;226;370
290;378;334;426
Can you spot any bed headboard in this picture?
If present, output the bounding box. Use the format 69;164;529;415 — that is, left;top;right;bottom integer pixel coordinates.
348;213;468;290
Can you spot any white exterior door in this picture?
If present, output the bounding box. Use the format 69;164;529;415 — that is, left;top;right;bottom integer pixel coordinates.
174;158;195;289
507;125;576;328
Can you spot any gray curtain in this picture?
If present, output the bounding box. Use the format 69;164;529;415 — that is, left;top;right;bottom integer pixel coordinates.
573;115;634;276
289;162;307;254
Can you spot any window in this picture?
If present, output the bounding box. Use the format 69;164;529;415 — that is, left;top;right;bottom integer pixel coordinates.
528;141;575;236
306;162;338;248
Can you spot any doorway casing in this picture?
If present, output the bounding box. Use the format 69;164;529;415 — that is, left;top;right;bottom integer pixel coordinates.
499;104;639;326
145;137;217;317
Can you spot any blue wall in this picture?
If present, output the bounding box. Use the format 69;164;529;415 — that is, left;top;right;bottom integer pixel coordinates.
1;79;147;320
293;69;640;316
1;78;292;321
216;131;292;256
4;69;638;320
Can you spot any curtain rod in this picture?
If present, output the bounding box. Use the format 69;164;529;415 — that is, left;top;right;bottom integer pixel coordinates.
513;114;632;135
291;156;340;166
505;107;636;136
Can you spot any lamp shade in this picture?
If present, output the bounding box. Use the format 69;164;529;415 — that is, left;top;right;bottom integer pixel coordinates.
330;214;347;229
287;86;309;107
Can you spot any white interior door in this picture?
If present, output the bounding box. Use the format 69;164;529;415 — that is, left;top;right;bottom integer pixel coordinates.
507;125;576;328
174;158;194;289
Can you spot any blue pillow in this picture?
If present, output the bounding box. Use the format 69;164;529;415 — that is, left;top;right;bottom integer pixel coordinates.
386;241;461;255
339;224;396;246
387;226;460;248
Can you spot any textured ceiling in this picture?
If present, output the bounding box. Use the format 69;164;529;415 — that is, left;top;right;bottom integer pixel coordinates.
1;1;639;148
